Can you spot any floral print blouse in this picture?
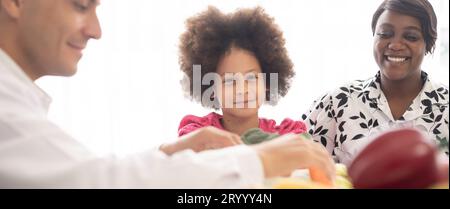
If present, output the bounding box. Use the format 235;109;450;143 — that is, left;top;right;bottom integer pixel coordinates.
302;71;449;166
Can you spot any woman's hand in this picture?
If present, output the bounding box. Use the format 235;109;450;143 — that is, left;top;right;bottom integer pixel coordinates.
159;126;243;155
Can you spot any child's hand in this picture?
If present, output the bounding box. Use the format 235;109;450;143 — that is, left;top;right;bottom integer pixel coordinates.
160;126;243;155
253;134;335;181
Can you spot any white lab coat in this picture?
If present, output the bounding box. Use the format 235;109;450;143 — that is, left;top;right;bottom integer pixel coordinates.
0;49;264;188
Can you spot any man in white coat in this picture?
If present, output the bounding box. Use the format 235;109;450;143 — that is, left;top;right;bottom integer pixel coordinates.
0;0;334;188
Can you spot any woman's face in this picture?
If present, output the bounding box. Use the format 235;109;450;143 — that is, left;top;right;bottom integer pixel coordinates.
373;10;426;82
216;47;266;118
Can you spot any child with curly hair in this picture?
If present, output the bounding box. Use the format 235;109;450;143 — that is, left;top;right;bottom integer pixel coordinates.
178;6;306;139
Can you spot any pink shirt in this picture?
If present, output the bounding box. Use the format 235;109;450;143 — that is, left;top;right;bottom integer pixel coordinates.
178;112;307;136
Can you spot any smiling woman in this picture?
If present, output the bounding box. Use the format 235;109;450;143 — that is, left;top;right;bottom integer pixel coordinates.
34;0;448;157
302;0;449;166
374;10;430;119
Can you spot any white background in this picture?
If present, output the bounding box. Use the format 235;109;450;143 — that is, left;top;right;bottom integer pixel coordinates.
37;0;449;156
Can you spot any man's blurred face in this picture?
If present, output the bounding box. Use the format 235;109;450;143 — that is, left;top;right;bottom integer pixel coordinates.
17;0;102;78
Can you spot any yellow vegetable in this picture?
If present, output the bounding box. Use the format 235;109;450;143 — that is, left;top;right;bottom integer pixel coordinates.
335;163;348;178
428;182;449;189
272;178;329;189
334;176;353;189
268;164;354;189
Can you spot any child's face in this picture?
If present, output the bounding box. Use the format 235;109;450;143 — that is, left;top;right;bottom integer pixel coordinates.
216;47;266;118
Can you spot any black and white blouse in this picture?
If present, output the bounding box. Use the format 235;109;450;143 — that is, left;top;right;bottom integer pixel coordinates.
302;71;449;165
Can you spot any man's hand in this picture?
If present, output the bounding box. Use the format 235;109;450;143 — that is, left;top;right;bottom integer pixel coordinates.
159;126;243;155
253;134;335;181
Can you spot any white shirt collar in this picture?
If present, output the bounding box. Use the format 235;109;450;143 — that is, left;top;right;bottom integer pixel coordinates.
0;48;52;113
